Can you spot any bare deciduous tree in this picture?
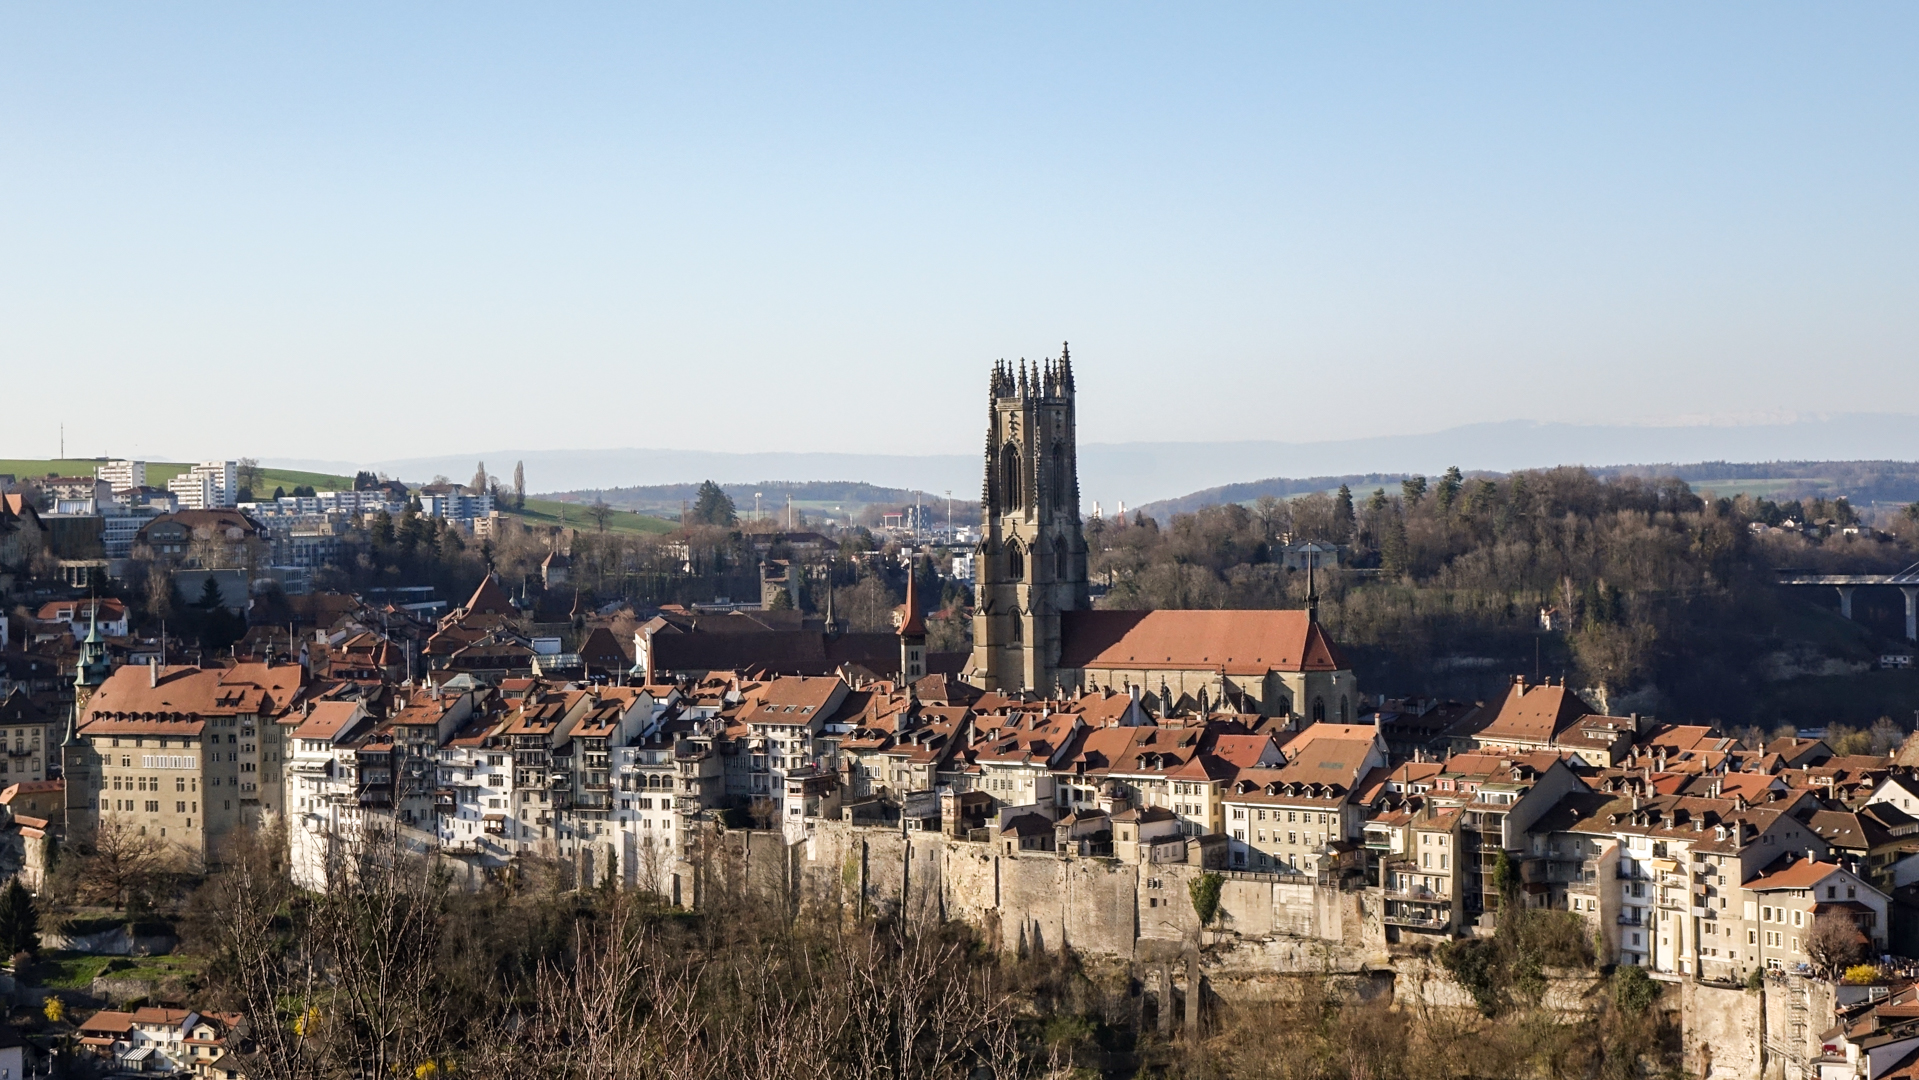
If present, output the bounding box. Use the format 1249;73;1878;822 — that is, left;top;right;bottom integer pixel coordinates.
52;815;179;910
1807;911;1871;979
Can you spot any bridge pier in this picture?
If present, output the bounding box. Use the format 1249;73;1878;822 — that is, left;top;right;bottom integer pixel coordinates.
1837;586;1856;620
1905;587;1918;643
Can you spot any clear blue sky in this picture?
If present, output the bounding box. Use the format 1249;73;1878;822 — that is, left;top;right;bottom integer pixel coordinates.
3;4;1915;463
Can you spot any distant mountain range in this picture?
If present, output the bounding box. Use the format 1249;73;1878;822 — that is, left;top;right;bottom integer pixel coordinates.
272;411;1919;511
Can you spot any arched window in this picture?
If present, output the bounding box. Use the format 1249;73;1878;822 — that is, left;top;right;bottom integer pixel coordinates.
1007;542;1025;582
1053;535;1070;581
1050;442;1067;510
1339;697;1350;723
999;444;1022;513
1312;697;1325;722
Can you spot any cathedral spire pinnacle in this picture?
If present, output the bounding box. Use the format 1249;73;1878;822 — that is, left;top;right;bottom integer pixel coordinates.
1305;545;1320;623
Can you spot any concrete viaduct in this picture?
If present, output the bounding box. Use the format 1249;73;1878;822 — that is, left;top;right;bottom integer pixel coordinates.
1779;561;1919;642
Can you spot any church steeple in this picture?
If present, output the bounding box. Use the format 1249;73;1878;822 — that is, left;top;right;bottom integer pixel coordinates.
899;557;926;683
74;603;110;711
969;344;1090;694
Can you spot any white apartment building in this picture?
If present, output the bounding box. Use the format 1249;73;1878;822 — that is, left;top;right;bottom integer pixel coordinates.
418;488;495;525
612;739;690;893
435;732;515;884
167;461;238;510
95;460;148;490
286;700;372;890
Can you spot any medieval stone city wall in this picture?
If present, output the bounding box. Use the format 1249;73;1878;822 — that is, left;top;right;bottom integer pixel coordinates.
681;820;1814;1070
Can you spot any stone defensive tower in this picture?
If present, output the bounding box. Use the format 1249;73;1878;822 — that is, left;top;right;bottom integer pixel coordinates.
969;343;1090;693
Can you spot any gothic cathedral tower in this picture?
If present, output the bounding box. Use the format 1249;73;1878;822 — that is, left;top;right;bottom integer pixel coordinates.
969;344;1090;694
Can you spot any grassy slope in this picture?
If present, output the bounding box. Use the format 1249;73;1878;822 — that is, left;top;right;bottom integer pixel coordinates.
514;496;677;535
25;950;203;991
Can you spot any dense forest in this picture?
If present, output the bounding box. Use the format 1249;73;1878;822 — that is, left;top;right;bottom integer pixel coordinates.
1092;467;1919;728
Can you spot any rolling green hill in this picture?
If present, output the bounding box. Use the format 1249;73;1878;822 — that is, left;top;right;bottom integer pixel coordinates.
513;496;677;535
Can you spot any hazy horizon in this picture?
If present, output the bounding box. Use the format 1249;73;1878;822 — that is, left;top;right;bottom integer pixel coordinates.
247;411;1919;509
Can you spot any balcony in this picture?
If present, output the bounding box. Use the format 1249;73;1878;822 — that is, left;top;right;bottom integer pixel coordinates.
357;786;393;807
433;789;457;813
1383;902;1451;929
1385;885;1443;902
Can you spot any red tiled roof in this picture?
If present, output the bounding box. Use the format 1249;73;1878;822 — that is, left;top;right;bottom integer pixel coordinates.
1057;609;1346;675
291;701;366;742
1748;857;1847;892
1471;681;1590;744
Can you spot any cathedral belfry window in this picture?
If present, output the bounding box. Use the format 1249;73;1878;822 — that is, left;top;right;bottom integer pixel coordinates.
1000;444;1022;512
1007;542;1024;582
1050;442;1066;509
1313;697;1326;722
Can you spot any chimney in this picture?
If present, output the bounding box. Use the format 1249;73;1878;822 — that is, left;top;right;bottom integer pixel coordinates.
149;657;158;688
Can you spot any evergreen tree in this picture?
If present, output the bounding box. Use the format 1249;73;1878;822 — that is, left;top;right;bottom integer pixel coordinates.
1381;513;1410;577
1333;484;1356;540
194;577;243;654
1435;466;1464;514
690;481;737;526
0;878;40;958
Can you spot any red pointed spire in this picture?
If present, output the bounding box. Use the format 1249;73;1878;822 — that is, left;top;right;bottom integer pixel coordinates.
898;561;926;639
